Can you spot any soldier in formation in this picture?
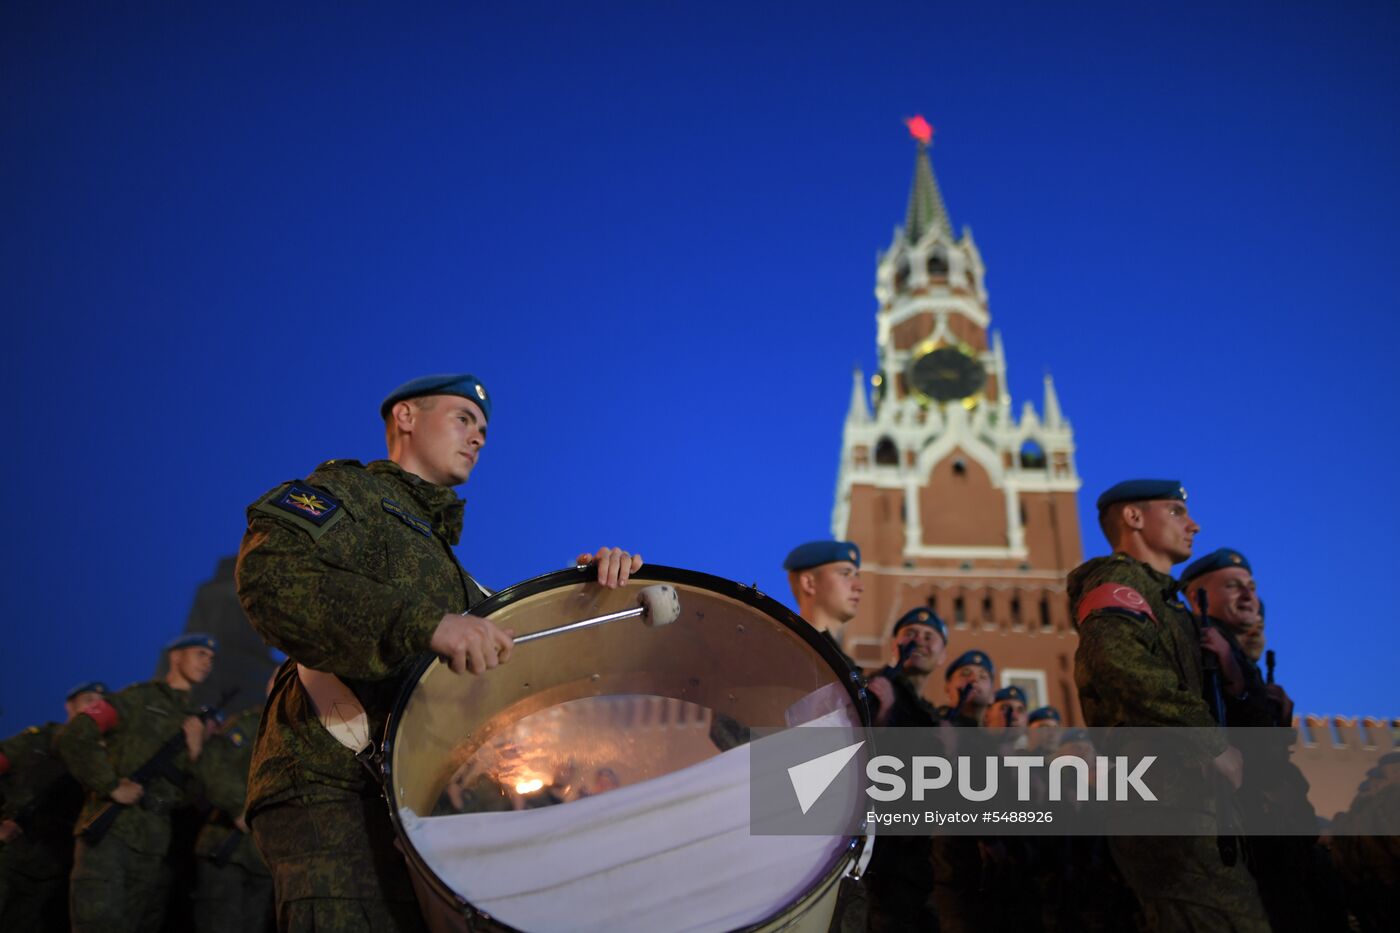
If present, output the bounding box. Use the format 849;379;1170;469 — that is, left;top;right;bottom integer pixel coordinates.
192;686;274;933
0;681;107;931
235;373;642;931
57;633;218;933
862;607;948;931
1069;480;1269;931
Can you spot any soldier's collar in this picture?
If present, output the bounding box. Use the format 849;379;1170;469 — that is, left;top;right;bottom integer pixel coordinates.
369;460;466;543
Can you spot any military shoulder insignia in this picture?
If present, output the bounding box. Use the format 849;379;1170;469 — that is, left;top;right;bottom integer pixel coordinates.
227;727;245;748
253;481;347;540
382;498;433;538
1076;584;1158;625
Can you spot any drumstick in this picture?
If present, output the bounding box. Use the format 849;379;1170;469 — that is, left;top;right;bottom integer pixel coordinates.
511;585;681;645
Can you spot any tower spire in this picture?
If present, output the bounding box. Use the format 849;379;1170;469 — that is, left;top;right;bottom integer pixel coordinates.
903;116;953;243
1043;372;1064;427
847;366;871;423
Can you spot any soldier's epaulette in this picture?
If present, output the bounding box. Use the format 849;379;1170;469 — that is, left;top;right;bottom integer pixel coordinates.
252;481;347;540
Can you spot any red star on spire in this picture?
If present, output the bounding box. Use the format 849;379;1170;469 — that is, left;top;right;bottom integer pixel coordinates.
905;115;933;145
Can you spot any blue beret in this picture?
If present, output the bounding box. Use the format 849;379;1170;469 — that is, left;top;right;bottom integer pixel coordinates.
380;373;492;422
1095;479;1187;513
1181;548;1252;585
66;681;107;701
892;607;948;642
165;633;219;654
945;650;993;680
1058;728;1091;747
993;685;1027;706
783;540;860;572
1028;705;1062;725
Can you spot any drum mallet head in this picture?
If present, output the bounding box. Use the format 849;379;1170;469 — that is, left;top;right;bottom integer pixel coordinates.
513;585;681;644
637;584;681;627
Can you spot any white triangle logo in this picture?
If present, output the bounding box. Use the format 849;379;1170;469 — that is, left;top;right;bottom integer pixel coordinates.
787;740;865;814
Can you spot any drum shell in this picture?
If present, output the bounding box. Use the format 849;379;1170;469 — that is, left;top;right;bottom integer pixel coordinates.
384;565;870;933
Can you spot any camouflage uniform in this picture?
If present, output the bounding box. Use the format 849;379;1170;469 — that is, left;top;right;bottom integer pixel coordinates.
55;679;198;933
236;458;487;932
193;706;273;933
1330;780;1400;933
0;722;84;931
1069;553;1268;932
863;671;938;933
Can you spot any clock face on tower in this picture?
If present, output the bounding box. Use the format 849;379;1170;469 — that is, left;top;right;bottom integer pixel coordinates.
906;344;986;405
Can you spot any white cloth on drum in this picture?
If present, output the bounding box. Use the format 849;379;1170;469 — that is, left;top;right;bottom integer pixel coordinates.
400;707;857;933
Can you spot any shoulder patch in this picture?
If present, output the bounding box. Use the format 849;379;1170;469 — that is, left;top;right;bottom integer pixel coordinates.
1076;583;1158;625
381;498;433;538
82;698;120;734
227;727;246;748
252;481;347;539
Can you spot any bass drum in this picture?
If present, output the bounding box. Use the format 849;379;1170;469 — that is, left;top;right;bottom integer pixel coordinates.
384;565;869;933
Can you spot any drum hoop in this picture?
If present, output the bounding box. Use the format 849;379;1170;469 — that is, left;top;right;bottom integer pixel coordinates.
382;563;872;931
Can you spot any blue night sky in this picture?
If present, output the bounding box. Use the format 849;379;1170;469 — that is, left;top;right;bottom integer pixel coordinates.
3;1;1398;732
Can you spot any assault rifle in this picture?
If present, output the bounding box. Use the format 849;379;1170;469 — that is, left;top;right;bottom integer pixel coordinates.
1194;589;1237;867
210;815;246;867
942;682;976;724
78;687;239;846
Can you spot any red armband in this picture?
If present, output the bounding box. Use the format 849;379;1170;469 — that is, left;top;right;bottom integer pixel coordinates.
81;698;120;734
0;751;9;776
1076;583;1157;625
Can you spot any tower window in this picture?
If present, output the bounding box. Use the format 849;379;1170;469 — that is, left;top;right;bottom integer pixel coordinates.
926;251;948;277
1039;596;1051;630
895;258;910;291
954;597;966;625
1010;596;1022;625
952;458;967;477
981;595;993;619
1019;441;1047;469
875;437;899;466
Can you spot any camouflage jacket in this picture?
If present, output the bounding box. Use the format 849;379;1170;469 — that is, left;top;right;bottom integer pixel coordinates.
1068;554;1226;762
874;671;939;728
0;721;84;877
193;706;266;874
54;680;197;855
236;459;485;813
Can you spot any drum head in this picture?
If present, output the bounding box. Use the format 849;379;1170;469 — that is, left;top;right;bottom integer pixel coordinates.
386;565;867;933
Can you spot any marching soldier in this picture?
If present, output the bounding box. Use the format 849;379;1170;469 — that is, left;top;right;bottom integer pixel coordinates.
937;650;995;726
1182;548;1347;932
56;635;217;933
1026;705;1063;752
0;681;107;931
783;539;865;673
865;606;947;728
236;373;642;931
862;608;947;932
1068;479;1268;932
983;684;1028;730
192;700;273;933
